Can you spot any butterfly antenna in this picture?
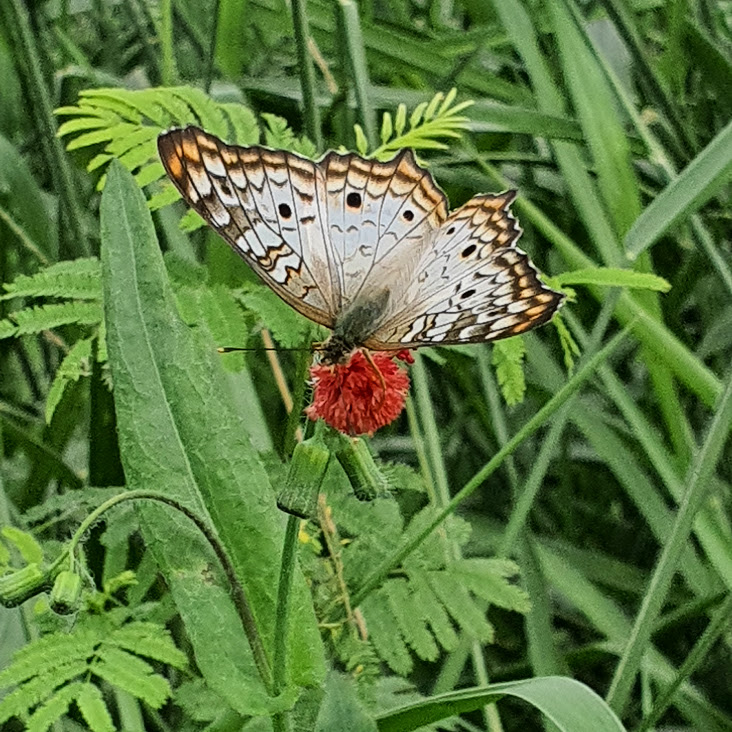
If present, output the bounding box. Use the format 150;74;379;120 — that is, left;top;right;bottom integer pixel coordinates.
217;346;314;354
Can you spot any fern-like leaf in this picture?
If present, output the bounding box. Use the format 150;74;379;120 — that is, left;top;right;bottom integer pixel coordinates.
0;662;90;724
236;283;314;349
450;558;531;612
93;646;171;708
492;335;527;406
56;87;259;208
361;594;412;676
0;258;102;301
408;570;459;652
75;683;115;732
427;572;494;643
367;89;473;160
46;337;94;423
25;681;85;732
383;578;439;662
107;622;188;669
9;302;102;337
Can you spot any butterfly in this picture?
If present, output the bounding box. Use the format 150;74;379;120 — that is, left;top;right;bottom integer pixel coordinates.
157;126;564;364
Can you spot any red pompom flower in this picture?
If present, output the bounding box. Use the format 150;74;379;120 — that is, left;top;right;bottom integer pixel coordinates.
306;350;412;436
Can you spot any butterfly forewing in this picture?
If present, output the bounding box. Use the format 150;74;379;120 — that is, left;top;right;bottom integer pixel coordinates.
365;192;564;349
158;126;339;327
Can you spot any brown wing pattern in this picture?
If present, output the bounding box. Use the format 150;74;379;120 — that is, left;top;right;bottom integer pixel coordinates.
366;192;564;349
157;126;338;327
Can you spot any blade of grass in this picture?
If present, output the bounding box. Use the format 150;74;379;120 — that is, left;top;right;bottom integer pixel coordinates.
412;356;503;732
549;0;641;237
490;0;622;266
2;0;89;257
637;593;732;732
625;119;732;260
606;368;732;714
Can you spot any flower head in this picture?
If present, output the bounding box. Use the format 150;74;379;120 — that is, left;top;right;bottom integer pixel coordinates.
306;349;411;436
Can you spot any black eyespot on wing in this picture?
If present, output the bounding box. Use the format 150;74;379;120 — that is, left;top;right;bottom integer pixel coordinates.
403;209;414;221
346;192;362;208
447;226;455;235
460;288;476;299
278;203;292;219
461;244;476;258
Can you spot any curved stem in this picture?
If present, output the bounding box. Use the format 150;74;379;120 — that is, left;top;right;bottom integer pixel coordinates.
54;490;274;694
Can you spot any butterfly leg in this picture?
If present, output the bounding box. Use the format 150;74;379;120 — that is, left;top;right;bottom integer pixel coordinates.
362;348;388;408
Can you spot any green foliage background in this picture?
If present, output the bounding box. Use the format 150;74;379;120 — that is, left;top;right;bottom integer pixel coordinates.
0;0;730;731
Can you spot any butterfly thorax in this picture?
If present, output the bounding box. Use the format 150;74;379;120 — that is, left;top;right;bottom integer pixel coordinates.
321;289;391;364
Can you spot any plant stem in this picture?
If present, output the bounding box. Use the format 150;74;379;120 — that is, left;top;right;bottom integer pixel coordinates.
56;490;275;694
4;0;89;258
337;0;378;148
350;327;630;609
273;518;300;690
606;369;732;714
291;0;323;149
159;0;177;85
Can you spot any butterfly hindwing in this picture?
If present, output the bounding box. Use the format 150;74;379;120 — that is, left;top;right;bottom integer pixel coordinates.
157;126;338;327
366;192;564;348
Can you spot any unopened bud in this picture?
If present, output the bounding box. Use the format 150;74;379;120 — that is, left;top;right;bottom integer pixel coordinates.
0;564;50;608
335;437;389;501
277;437;331;519
49;570;82;615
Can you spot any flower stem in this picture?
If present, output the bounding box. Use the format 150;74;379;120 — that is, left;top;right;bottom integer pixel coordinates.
54;489;274;694
273;515;300;696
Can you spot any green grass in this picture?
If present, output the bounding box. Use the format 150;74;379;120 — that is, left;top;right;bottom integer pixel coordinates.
0;0;730;731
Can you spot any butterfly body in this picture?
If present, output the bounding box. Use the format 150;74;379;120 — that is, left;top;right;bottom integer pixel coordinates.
158;126;564;363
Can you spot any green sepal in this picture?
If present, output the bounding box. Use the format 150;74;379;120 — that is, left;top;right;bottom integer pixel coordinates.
277;436;331;519
49;569;83;615
0;563;52;608
335;437;390;502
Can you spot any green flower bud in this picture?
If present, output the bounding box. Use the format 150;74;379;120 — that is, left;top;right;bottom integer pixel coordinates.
0;563;50;608
335;437;390;501
49;570;83;615
277;437;331;519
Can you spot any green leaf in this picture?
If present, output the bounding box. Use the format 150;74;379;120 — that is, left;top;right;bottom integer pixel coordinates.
237;283;313;349
315;672;377;732
375;677;626;732
383;579;439;662
0;257;102;301
361;594;412;676
107;622;188;669
0;526;44;565
75;683;115;732
450;558;531;613
625;120;732;259
554;268;671;292
46;337;94;423
26;681;84;732
99;161;325;715
9;301;102;335
549;0;641;238
92;647;170;709
491;336;526;406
